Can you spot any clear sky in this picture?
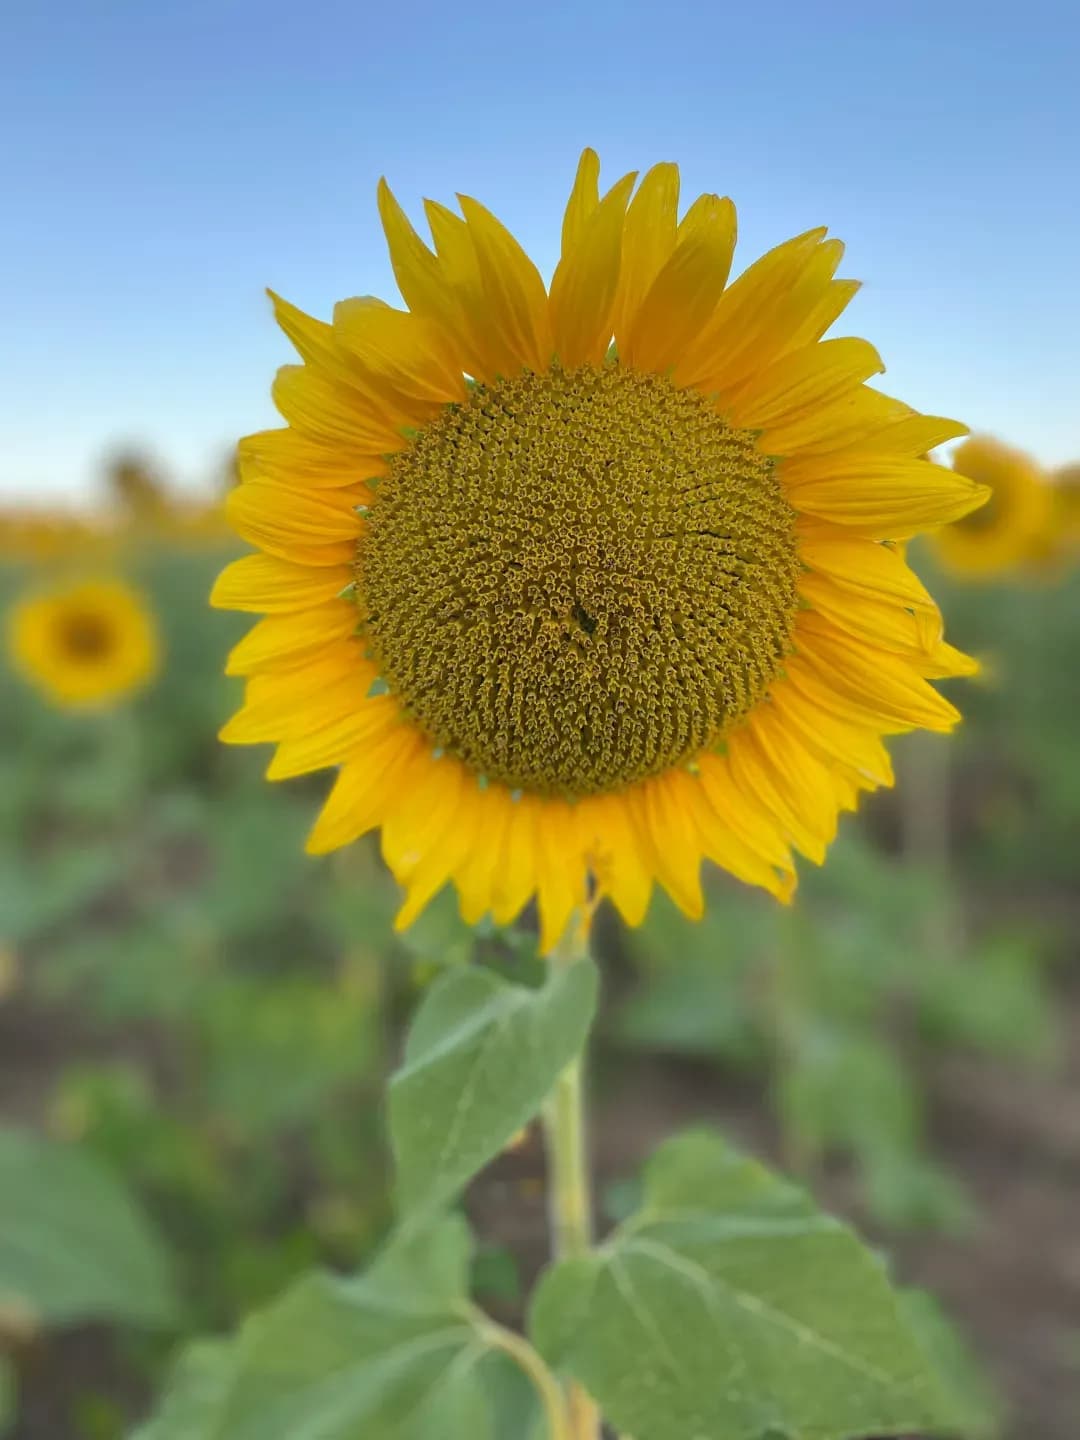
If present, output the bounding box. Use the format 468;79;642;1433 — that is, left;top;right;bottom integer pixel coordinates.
3;0;1078;506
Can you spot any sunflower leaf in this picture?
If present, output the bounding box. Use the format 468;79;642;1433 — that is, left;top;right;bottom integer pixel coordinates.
529;1129;955;1440
0;1127;178;1330
389;959;598;1218
133;1218;498;1440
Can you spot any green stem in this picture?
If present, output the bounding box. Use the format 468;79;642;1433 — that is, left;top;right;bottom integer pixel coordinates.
482;1319;571;1440
544;912;601;1440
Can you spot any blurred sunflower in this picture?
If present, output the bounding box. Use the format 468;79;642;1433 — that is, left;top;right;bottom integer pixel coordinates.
8;576;159;709
1030;463;1080;572
932;435;1050;580
0;508;108;565
213;149;986;949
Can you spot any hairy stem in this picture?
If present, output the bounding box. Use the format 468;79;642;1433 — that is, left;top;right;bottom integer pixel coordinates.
544;910;601;1440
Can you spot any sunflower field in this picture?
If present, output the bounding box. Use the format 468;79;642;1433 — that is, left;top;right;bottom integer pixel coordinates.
3;142;1080;1440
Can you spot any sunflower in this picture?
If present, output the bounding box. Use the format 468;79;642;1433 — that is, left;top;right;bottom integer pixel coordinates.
1028;462;1080;573
931;434;1051;580
8;576;159;709
213;149;986;950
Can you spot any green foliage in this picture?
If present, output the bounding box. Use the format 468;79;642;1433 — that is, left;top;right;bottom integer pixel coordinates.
900;1289;1001;1439
389;960;598;1218
134;1220;505;1440
617;825;1060;1231
0;1128;178;1330
531;1131;954;1440
6;533;1078;1438
0;1356;14;1439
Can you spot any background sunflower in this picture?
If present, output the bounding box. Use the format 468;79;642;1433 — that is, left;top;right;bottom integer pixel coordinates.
7;576;160;709
932;435;1052;580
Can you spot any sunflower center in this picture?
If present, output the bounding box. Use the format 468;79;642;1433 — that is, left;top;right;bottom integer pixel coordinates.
57;610;113;662
357;363;800;798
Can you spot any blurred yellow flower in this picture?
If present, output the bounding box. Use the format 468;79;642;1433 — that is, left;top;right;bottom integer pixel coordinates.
7;576;159;709
0;508;111;565
1028;463;1080;573
932;435;1051;580
214;149;984;949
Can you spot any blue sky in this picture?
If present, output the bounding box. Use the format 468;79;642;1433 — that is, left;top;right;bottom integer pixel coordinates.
3;0;1078;505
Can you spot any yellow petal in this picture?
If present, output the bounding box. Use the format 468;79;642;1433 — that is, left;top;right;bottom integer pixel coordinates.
455;784;514;925
210;554;352;613
799;570;935;654
377;178;464;345
381;753;468;883
561;148;601;254
726;724;831;864
675;767;794;900
767;384;912;458
386;762;485;930
726;337;884;432
534;802;587;954
627;774;704;921
612;162;680;352
784;455;991;538
849;413;969;460
783;653;912;735
767;681;894;786
797;528;938;612
780;276;862;355
693;237;852;391
272;365;404;453
752;701;857;837
673;227;826;392
219;647;371;744
226;480;361;565
795;612;961;731
225;602;358;675
916;640;981;680
695;752;796;870
457;194;553;373
423;198;516;383
237;428;388;490
490;794;539;927
622;193;737;373
332;296;466;406
267;695;401;779
306;727;426;854
577;793;653;928
549;170;637;368
270;298;422;430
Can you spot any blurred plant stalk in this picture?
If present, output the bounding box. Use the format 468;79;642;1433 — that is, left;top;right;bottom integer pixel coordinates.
544;910;602;1440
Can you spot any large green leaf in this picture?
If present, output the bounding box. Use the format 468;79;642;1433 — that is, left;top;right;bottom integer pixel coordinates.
133;1220;524;1440
530;1130;953;1440
131;1341;237;1440
0;1128;178;1329
899;1289;1000;1439
389;960;598;1217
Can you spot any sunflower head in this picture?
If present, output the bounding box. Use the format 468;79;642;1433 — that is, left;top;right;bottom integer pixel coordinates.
1027;462;1080;574
7;576;159;709
931;435;1051;580
213;148;986;949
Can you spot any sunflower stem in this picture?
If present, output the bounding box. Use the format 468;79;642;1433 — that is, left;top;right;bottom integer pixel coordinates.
544;910;601;1440
479;1317;572;1440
